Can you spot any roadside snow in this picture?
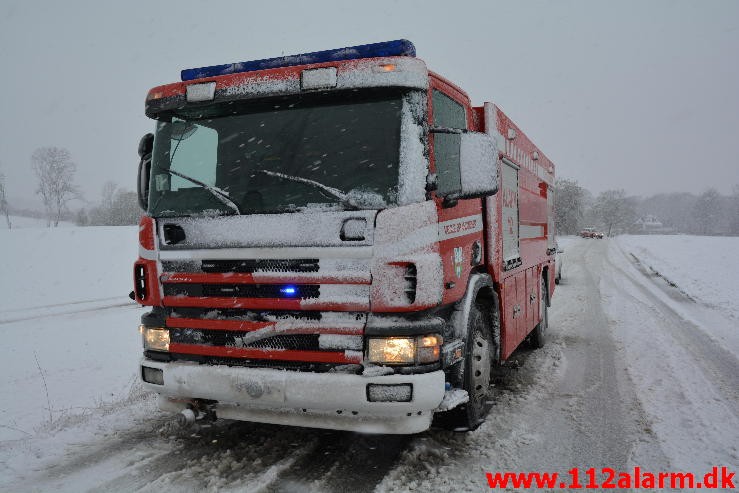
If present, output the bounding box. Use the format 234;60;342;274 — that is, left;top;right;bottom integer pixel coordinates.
0;226;143;452
0;225;137;311
555;235;577;251
617;234;739;355
618;234;739;321
601;238;739;474
0;215;74;229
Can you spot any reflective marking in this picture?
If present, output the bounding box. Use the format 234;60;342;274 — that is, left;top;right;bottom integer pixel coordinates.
438;214;483;240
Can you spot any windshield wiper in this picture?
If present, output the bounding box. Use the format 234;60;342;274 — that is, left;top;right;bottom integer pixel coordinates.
163;168;242;214
257;170;347;202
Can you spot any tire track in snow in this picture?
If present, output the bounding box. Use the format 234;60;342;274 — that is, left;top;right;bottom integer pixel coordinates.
600;240;739;472
379;238;668;492
12;410;408;493
0;299;137;325
261;432;412;493
18;418;323;493
606;241;738;407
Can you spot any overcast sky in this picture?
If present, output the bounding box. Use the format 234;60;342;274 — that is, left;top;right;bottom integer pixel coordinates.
1;0;737;209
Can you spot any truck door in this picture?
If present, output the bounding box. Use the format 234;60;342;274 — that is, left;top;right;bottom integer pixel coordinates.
547;184;555;252
501;159;520;270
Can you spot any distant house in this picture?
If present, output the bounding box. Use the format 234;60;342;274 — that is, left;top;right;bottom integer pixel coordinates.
632;215;676;234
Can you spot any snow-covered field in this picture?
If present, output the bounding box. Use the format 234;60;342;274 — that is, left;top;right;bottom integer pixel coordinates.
0;225;142;444
0;215;74;229
0;229;736;492
619;234;739;321
617;234;739;357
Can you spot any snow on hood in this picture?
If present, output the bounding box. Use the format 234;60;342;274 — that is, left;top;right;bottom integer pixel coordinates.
157;209;377;249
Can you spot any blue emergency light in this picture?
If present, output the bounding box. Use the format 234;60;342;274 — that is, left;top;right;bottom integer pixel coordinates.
181;39;416;82
280;286;297;296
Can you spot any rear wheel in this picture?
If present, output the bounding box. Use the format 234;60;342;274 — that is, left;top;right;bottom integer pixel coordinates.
530;277;548;348
437;301;498;431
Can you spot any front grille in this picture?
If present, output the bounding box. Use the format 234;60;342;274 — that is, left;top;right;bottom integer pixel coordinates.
202;259;319;273
171;328;319;350
148;351;350;373
163;283;320;299
161;259;320;274
170;308;324;321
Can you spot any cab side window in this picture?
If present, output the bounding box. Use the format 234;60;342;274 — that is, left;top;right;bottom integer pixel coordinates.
433;90;467;130
432;90;467;197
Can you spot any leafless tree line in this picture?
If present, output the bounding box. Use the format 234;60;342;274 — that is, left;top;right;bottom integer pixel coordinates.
0;164;11;229
555;178;739;236
31;147;80;227
1;146;140;228
76;181;140;226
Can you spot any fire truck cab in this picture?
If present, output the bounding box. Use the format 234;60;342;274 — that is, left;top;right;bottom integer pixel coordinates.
134;40;556;434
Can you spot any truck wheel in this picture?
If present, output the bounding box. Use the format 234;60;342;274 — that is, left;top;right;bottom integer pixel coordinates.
437;301;496;431
530;277;548;348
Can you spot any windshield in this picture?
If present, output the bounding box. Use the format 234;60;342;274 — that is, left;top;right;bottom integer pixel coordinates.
148;90;404;216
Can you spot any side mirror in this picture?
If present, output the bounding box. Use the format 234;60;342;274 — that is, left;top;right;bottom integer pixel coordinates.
137;133;154;210
432;130;498;204
138;133;154;158
458;131;498;199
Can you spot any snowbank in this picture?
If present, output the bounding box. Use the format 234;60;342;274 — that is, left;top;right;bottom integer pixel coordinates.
618;235;739;320
617;234;739;354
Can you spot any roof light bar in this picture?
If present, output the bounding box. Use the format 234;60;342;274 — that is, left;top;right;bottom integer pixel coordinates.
181;39;416;82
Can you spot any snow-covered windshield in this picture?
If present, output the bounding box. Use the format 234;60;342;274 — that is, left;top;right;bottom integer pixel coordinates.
148;90;406;217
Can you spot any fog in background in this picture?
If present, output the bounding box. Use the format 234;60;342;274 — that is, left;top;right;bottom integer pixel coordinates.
1;0;737;210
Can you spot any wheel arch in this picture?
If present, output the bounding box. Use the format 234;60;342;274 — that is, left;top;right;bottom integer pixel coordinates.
449;273;501;358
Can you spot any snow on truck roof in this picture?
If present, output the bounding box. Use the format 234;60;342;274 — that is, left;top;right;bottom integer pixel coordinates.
145;40;430;117
180;39;417;81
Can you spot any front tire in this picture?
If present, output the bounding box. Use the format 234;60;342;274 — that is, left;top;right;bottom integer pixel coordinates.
437;301;498;431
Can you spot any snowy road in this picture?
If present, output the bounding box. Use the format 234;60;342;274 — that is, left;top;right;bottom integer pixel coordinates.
2;237;737;492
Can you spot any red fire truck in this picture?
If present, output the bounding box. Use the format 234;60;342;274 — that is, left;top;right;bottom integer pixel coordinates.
134;40;556;434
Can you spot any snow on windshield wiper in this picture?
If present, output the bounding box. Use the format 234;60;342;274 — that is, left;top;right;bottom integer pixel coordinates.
163;168;242;214
257;170;347;202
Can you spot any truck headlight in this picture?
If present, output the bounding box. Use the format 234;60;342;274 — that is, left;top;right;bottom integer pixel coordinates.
141;326;170;351
367;334;442;365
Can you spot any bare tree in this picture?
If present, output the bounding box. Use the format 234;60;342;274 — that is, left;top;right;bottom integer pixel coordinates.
691;188;722;235
554;178;586;235
730;185;739;236
593;189;637;236
88;182;140;226
0;167;11;229
88;181;118;225
31;147;79;227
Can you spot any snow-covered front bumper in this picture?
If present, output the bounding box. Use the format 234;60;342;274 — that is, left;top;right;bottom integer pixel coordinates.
141;359;445;434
